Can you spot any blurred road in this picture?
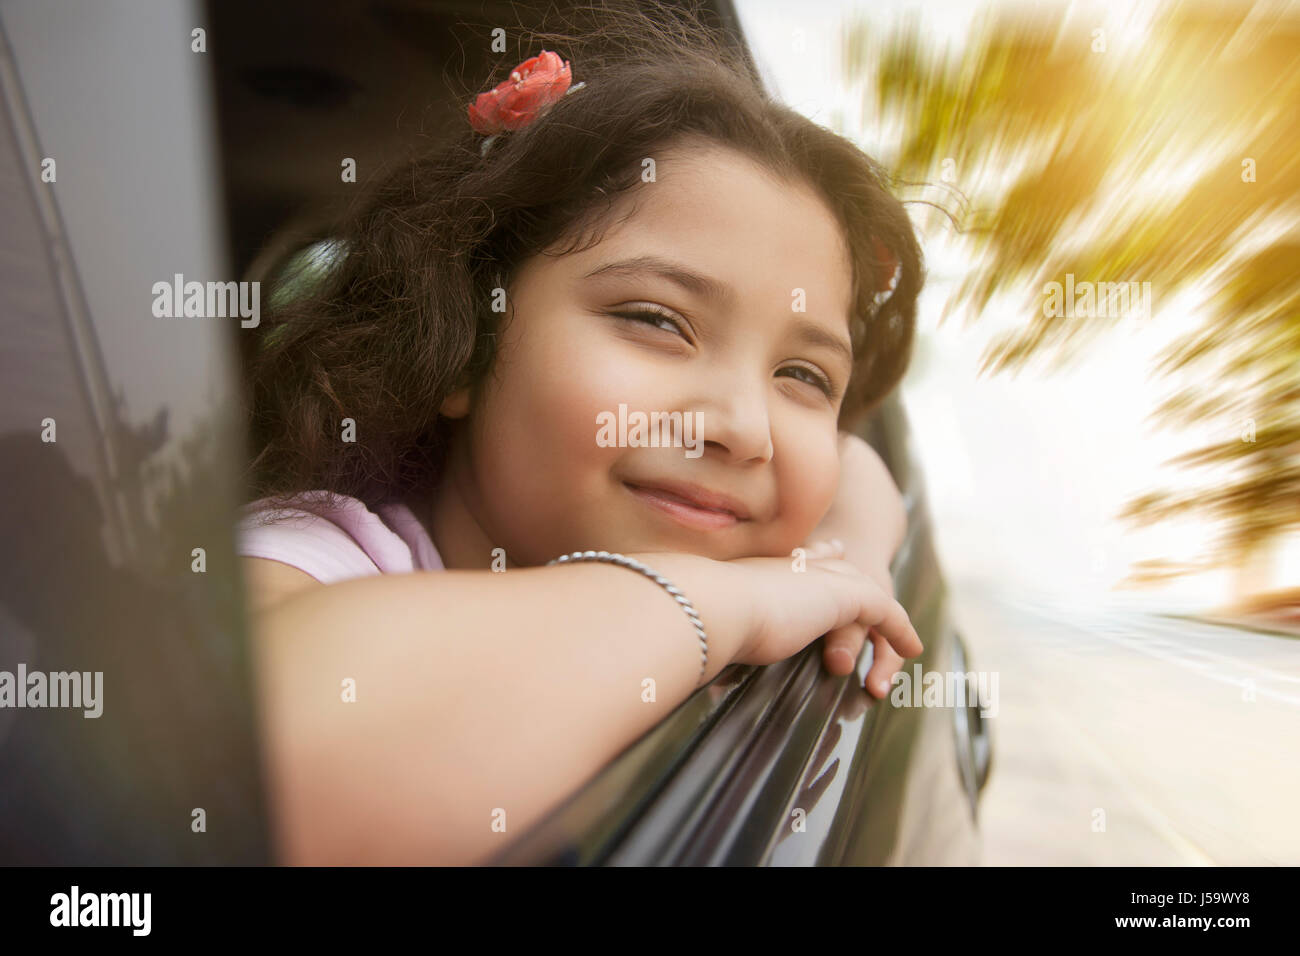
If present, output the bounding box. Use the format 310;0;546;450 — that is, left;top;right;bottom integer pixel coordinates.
949;578;1300;865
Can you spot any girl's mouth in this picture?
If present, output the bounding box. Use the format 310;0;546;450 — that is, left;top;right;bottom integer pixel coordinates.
623;481;740;531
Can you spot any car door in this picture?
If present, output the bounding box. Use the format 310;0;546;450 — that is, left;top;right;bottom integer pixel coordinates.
0;0;270;865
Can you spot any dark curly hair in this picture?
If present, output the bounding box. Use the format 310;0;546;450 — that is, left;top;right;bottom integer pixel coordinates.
239;0;923;514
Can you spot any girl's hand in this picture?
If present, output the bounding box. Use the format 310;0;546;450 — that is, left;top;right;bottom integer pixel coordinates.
801;539;901;697
805;433;911;698
723;550;922;671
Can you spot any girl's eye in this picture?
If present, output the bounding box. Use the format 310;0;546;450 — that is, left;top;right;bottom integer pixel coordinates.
612;307;837;399
610;307;688;339
779;364;836;398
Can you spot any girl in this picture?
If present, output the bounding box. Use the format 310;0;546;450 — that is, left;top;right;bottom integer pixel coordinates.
236;2;925;865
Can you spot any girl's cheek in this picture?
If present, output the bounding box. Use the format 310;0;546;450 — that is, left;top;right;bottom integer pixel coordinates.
500;370;634;522
779;428;841;534
549;345;665;452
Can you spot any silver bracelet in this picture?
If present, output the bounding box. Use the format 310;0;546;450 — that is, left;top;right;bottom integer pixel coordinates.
547;550;709;687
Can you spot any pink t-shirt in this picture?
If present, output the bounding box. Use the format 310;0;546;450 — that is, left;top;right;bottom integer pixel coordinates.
235;491;444;583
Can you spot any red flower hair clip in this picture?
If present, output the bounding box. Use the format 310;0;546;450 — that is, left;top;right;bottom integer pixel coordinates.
468;50;584;155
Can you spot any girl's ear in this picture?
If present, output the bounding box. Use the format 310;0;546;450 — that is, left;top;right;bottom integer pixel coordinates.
440;386;471;419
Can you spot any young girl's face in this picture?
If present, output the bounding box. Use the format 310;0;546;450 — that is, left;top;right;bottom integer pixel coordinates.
432;139;856;569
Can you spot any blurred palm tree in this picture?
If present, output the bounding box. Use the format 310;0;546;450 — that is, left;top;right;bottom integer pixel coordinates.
848;0;1299;595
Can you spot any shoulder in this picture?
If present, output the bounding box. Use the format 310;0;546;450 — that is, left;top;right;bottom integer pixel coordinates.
242;556;323;615
837;431;907;545
839;431;899;493
235;490;442;591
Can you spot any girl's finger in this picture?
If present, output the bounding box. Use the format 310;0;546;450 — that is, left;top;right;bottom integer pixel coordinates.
859;591;923;659
863;627;906;699
822;621;867;676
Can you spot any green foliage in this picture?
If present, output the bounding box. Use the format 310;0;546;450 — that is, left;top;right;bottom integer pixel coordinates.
851;1;1299;578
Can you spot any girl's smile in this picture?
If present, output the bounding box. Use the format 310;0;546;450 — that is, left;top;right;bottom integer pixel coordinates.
622;477;748;531
424;136;855;570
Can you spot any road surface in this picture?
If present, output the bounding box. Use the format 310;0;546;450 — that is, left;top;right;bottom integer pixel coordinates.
950;579;1300;865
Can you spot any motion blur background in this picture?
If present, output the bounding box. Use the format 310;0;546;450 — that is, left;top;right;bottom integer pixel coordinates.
738;0;1299;863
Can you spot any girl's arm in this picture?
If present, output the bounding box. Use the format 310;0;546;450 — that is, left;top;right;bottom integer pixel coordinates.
806;431;910;694
819;431;907;586
246;548;918;865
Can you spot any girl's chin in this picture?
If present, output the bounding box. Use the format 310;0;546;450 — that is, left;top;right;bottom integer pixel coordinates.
637;541;795;562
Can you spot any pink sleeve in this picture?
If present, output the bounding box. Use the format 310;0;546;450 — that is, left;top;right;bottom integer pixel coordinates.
235;508;382;584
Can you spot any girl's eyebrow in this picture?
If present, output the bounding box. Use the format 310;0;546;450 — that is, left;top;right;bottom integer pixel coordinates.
789;317;854;370
583;254;854;367
583;255;733;307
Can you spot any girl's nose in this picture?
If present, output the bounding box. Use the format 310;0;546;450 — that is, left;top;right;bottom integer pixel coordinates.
693;370;774;465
